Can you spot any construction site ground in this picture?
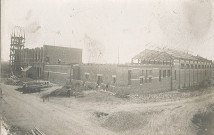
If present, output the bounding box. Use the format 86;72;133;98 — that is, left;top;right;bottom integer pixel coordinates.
1;83;214;135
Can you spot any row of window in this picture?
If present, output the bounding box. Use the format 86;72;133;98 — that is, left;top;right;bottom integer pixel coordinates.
141;70;152;76
141;69;174;78
85;73;117;84
140;76;152;84
85;72;154;85
159;70;175;81
140;69;175;84
85;67;211;85
139;60;172;65
181;64;212;69
85;69;174;85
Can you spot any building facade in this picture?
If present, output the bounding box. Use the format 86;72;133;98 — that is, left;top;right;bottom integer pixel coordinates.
71;49;212;92
16;46;212;92
131;49;213;89
17;45;82;79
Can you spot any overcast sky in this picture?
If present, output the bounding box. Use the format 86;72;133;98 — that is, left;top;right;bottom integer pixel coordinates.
2;0;214;63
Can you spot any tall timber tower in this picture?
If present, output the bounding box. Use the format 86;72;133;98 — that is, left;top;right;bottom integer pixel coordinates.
9;26;25;74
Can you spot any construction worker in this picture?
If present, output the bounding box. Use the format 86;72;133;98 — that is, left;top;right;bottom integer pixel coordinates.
67;88;71;97
106;83;109;91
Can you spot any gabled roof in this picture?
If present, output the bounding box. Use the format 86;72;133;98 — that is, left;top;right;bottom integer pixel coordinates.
192;55;211;62
132;49;160;60
133;48;210;62
161;48;197;61
132;49;172;61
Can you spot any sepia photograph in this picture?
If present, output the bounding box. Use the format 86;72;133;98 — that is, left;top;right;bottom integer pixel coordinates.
1;0;214;135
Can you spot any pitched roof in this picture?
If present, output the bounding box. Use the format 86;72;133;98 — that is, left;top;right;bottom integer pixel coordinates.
192;55;210;62
132;49;172;61
133;48;210;62
161;48;197;60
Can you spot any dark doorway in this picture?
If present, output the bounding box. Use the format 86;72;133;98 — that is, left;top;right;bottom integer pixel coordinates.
159;70;162;81
128;70;131;85
97;75;103;85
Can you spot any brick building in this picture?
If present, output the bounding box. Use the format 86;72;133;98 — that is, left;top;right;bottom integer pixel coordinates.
131;49;212;90
17;45;212;92
18;45;82;79
70;48;212;92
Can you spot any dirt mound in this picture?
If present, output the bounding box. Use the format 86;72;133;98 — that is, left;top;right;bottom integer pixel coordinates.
5;76;33;86
102;111;147;132
191;104;214;135
78;90;121;103
5;78;23;86
47;87;70;97
44;85;83;98
93;111;109;118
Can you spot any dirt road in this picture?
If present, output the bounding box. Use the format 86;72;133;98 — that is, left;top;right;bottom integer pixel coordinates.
1;84;116;135
1;83;214;135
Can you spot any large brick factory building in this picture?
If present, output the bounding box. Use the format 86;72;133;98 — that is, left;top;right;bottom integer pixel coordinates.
13;44;212;92
71;49;212;92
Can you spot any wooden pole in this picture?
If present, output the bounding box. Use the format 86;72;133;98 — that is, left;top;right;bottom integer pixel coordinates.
70;64;73;83
170;59;173;91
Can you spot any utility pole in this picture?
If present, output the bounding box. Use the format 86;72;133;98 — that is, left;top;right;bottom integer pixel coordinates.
170;58;173;91
189;60;191;87
70;63;72;83
117;45;120;64
162;48;173;91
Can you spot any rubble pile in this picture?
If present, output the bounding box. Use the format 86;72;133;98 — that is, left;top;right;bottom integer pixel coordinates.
22;80;52;93
84;81;97;90
5;75;23;86
102;111;147;132
46;85;84;97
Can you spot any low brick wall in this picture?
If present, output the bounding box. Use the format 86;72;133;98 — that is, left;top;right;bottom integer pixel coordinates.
43;63;212;93
44;64;71;85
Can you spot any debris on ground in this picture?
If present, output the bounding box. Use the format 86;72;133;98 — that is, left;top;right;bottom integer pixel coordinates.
5;75;33;86
1;120;31;135
16;80;52;93
1;120;10;135
44;85;84;98
191;104;214;135
23;80;52;93
5;75;23;86
84;81;97;90
9;125;31;135
78;90;122;103
102;111;147;132
93;111;109;118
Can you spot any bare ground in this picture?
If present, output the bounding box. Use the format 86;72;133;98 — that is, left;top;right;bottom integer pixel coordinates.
1;83;214;135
